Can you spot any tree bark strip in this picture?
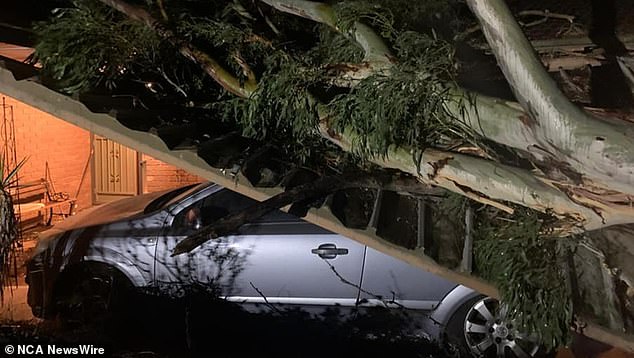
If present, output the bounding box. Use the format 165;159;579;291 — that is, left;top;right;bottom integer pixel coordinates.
466;0;634;196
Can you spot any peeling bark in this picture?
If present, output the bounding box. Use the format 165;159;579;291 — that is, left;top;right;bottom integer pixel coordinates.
467;0;634;197
383;147;628;231
322;124;634;232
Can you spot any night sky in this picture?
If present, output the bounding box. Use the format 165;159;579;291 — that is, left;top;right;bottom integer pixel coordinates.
0;0;63;46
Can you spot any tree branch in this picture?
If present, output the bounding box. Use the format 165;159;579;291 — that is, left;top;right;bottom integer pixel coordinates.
232;50;256;84
249;282;282;314
258;0;394;82
466;0;634;197
173;176;345;255
516;10;575;26
99;0;256;97
322;124;634;232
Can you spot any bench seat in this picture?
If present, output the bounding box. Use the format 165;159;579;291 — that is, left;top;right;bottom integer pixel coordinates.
10;179;76;228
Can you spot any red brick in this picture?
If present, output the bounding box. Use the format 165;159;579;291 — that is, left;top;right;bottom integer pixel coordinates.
2;92;93;211
2;92;202;209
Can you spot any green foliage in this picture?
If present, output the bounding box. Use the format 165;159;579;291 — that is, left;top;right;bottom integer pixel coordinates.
308;26;364;65
333;1;396;39
333;0;461;39
176;14;268;82
217;53;324;163
436;193;574;350
33;0;161;93
33;0;468;161
328;31;464;158
0;157;26;299
323;2;481;160
178;16;246;49
474;208;574;351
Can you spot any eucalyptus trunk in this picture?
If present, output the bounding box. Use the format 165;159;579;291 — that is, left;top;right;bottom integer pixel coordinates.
256;0;634;233
465;0;634;196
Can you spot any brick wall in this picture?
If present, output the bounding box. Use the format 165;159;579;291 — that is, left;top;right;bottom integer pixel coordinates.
1;92;203;219
1;93;92;213
143;155;204;193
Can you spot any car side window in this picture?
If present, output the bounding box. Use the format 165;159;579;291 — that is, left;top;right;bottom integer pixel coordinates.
170;189;257;234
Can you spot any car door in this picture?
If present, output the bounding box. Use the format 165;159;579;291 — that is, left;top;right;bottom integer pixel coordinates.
358;247;457;310
154;187;366;314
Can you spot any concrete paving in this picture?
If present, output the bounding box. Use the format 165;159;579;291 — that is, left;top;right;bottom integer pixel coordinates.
0;285;35;322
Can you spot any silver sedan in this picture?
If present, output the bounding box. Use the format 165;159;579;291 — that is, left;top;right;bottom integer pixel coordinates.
26;182;543;357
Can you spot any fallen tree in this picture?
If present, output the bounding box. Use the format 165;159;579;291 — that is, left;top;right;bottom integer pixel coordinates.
90;0;634;234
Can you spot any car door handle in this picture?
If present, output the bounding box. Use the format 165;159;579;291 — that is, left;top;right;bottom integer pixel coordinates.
311;243;348;259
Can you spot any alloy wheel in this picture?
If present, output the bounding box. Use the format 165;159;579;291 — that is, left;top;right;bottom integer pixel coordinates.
464;297;540;358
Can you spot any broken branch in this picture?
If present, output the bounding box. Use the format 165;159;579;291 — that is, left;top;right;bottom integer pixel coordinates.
173;176;344;255
99;0;256;97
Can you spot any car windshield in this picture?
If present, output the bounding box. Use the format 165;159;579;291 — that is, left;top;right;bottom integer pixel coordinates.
143;183;203;214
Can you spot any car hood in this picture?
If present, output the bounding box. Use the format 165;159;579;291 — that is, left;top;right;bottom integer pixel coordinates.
40;190;169;239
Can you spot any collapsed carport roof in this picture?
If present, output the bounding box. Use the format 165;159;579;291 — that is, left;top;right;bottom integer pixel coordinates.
1;56;632;352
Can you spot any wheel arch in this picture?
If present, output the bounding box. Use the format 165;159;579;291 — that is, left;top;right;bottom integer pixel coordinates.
58;247;150;288
420;285;483;342
51;260;139;314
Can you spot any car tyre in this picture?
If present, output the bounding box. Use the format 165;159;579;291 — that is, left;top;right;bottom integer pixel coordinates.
55;264;131;330
445;296;549;358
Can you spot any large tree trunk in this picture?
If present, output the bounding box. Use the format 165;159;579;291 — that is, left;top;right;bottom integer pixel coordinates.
99;0;634;233
257;0;634;232
466;0;634;197
325;127;634;232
